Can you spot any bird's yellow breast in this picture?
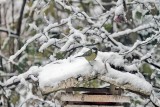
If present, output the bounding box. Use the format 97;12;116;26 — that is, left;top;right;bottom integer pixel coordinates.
85;53;96;61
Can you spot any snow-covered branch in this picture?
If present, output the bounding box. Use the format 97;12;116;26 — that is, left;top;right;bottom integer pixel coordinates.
111;23;155;38
5;50;152;97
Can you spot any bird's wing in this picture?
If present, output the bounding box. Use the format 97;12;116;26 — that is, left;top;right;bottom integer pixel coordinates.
82;49;92;56
76;49;92;58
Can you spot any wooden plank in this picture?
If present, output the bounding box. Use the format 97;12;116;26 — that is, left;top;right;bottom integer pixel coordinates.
66;87;110;94
41;76;101;94
64;105;123;107
42;77;79;94
61;94;130;103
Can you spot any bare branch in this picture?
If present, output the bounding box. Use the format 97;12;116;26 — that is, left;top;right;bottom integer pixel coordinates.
17;0;26;36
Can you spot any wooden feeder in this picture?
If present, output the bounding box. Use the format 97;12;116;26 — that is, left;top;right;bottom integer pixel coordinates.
42;78;131;107
60;86;130;107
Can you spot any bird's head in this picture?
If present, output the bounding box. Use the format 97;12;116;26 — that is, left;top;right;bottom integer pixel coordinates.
92;47;98;54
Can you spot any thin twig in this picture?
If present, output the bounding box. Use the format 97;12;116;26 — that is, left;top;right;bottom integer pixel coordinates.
17;0;26;36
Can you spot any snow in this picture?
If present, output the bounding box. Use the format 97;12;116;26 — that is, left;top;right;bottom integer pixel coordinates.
38;35;48;44
114;0;125;22
55;0;80;12
90;6;103;16
29;22;38;31
6;47;154;105
141;53;151;61
17;83;56;107
5;66;41;86
38;58;92;88
123;30;160;54
95;0;105;10
74;30;86;44
29;0;39;16
60;35;75;51
116;0;123;6
38;48;107;88
81;12;94;24
114;4;124;16
43;23;58;33
0;0;6;4
18;54;28;64
136;0;156;3
103;52;124;67
124;64;138;72
39;38;59;52
37;49;152;95
9;33;42;62
2;0;160;106
150;91;160;106
104;63;152;94
5;46;152;93
111;23;154;38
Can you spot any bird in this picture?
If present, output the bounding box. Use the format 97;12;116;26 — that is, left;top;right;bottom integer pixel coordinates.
76;47;98;62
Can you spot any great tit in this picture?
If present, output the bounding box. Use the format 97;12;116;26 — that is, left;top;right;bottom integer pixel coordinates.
76;47;98;61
